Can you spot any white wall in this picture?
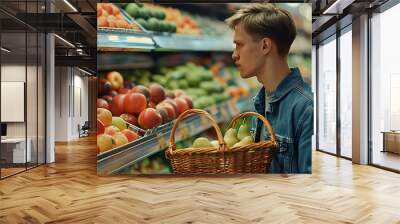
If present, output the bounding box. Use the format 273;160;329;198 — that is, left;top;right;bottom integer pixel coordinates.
55;67;89;141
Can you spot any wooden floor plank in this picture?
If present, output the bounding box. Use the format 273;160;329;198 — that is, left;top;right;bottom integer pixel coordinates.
0;136;399;223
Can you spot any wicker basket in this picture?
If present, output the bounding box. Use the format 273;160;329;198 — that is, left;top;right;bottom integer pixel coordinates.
166;109;277;174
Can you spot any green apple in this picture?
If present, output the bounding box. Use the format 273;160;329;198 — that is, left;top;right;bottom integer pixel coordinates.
112;116;127;131
97;134;114;153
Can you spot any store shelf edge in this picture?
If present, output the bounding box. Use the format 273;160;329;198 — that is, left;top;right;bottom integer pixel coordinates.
97;30;233;52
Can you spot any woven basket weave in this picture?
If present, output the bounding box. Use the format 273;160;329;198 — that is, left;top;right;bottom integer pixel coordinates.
166;109;277;174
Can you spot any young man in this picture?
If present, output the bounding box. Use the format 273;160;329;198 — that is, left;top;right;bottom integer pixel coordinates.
226;4;313;173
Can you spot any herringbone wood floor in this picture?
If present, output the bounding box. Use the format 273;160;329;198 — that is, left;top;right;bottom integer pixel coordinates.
1;136;400;224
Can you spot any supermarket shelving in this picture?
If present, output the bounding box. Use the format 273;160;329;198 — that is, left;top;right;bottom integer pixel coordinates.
97;95;253;175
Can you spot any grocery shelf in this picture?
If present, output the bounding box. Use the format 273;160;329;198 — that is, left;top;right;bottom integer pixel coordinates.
97;95;254;175
97;29;234;52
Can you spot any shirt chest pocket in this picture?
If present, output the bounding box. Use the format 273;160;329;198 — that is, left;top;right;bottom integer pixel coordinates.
271;135;294;173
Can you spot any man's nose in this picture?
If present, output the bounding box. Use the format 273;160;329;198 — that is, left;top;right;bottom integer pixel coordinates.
232;50;238;62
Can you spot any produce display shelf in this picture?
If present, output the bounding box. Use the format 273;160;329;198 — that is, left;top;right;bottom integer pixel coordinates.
152;34;234;52
97;95;253;175
97;29;234;52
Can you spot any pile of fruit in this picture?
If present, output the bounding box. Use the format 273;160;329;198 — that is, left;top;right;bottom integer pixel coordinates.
188;123;254;149
163;7;200;35
126;157;171;174
97;107;140;154
122;3;200;35
123;3;177;33
97;3;142;31
128;63;234;109
191;14;232;37
98;71;193;131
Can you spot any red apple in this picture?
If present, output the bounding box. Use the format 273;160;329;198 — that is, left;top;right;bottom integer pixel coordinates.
98;78;112;96
110;94;126;116
124;93;147;114
149;83;166;104
106;71;124;90
156;107;169;124
118;88;130;94
161;99;178;117
105;125;120;136
120;113;138;126
97;108;112;127
131;85;150;101
157;103;176;121
97;134;114;153
102;3;114;15
148;101;156;109
97;119;105;135
121;129;139;142
97;98;109;110
97;16;109;28
174;97;189;115
102;95;113;104
138;108;162;129
112;132;128;147
110;90;118;97
180;96;193;109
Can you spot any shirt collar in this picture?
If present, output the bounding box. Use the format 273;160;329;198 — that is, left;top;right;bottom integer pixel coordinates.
253;68;303;111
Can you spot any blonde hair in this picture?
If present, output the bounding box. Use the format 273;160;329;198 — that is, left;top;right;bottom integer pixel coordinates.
226;3;296;56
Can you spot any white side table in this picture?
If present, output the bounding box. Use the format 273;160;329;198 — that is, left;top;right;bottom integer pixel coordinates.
1;138;32;163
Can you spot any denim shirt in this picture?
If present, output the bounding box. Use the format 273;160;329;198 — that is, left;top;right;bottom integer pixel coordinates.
253;68;313;173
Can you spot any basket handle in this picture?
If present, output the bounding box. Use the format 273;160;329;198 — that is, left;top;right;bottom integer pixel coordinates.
227;111;277;145
169;109;226;152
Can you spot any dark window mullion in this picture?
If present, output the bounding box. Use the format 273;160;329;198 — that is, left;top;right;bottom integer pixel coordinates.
337;29;341;157
25;0;28;171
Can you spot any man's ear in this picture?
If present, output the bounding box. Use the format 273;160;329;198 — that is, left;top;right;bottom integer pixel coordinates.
261;37;272;55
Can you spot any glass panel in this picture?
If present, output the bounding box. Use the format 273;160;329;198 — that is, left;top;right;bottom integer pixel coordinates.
27;31;38;169
317;36;337;154
312;45;317;150
371;4;400;171
38;32;45;165
339;28;352;158
0;1;28;177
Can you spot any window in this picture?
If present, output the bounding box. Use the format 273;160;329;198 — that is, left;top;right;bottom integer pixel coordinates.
371;2;400;171
339;27;352;158
317;35;337;154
